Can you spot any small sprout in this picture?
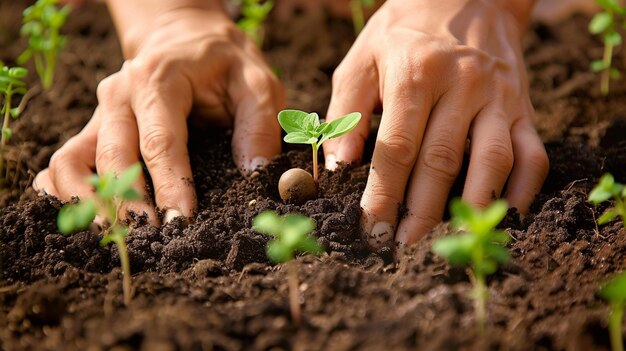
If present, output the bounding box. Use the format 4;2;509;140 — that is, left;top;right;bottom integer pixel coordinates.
600;271;626;351
278;168;317;204
0;64;28;183
18;0;71;90
589;173;626;230
589;0;626;96
253;210;324;327
278;109;361;186
350;0;375;35
237;0;273;47
58;163;143;305
432;199;510;333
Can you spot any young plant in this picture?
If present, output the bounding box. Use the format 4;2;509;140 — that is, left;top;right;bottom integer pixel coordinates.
237;0;273;47
432;199;511;333
588;0;625;96
600;271;626;351
588;173;626;230
350;0;375;35
57;163;143;306
252;210;324;327
278;109;361;181
18;0;71;90
0;64;28;183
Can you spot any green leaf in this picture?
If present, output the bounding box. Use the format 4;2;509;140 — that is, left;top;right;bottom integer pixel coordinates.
595;0;623;13
591;59;607;72
484;243;511;264
589;12;613;34
449;198;475;229
600;271;626;303
253;210;282;236
267;240;291;263
605;30;622;46
432;234;473;266
297;236;324;256
2;128;12;141
8;67;28;79
284;132;317;144
490;230;511;244
10;108;21;118
283;213;316;237
598;208;619;224
278;109;310;133
589;174;616;204
306;112;320;129
318;112;362;145
610;67;621;80
57;199;97;234
100;226;129;246
114;163;142;197
480;200;508;232
475;259;497;276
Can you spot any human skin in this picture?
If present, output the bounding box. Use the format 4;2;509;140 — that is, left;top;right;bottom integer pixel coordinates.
35;0;549;248
34;0;285;224
321;0;549;250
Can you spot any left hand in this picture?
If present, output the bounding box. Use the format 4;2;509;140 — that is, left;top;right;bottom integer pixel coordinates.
322;0;549;250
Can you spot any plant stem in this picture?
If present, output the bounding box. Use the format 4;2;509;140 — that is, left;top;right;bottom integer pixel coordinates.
601;42;614;96
115;235;132;306
288;261;301;328
350;0;365;35
0;92;12;180
473;271;488;335
609;303;624;351
312;144;319;183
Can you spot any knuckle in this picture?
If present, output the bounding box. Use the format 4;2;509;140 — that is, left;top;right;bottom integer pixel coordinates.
422;142;462;181
96;75;118;103
377;131;418;170
140;128;176;165
480;138;514;174
129;53;176;83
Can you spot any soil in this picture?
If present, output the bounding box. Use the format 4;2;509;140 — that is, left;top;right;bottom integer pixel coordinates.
1;1;626;350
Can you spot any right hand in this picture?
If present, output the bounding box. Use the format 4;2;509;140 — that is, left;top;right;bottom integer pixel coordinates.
35;7;285;225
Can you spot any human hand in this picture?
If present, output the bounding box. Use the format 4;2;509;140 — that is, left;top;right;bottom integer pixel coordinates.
35;5;285;225
322;0;549;250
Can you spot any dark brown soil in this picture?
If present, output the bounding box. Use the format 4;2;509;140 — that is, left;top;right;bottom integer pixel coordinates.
1;1;626;350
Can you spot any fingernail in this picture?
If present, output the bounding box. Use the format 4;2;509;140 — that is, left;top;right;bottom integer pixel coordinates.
164;209;183;224
366;222;395;249
325;154;338;171
247;157;269;173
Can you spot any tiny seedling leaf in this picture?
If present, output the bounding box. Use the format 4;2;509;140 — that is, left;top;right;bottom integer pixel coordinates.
253;210;282;236
610;67;621;80
278;109;310;133
600;271;626;303
57;199;97;234
318;112;362;145
432;234;473;265
591;60;607;72
2;128;12;141
589;12;613;34
284;132;317;144
598;208;619;224
605;30;623;46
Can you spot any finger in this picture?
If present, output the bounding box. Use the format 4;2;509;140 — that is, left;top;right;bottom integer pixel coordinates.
461;107;514;208
229;61;285;172
505;117;549;213
395;94;475;245
130;64;196;222
95;75;158;226
33;168;58;195
323;58;378;170
47;112;100;200
360;80;432;250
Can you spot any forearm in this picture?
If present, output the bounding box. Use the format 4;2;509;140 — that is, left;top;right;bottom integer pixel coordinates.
105;0;227;57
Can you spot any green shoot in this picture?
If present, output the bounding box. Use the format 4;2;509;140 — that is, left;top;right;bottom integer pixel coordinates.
588;173;626;230
0;64;28;183
237;0;273;47
278;109;361;183
589;0;625;96
253;210;324;327
350;0;375;35
18;0;71;90
432;199;511;333
600;271;626;351
57;163;143;306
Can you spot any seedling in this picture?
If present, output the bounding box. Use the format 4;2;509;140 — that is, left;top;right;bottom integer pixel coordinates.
57;163;143;305
18;0;71;90
432;199;511;333
600;271;626;351
252;210;324;327
277;109;361;202
588;173;626;230
0;64;28;183
350;0;375;35
588;0;625;96
237;0;273;47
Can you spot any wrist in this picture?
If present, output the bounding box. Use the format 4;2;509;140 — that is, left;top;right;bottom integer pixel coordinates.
105;0;228;58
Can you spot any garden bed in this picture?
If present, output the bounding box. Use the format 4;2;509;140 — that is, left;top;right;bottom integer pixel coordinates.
1;1;626;350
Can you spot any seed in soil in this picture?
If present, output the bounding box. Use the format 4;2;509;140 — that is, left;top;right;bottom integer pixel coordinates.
278;109;361;183
432;198;511;334
253;210;324;328
57;163;144;306
278;168;317;204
